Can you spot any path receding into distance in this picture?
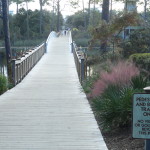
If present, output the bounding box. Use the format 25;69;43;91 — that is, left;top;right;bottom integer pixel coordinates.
0;35;108;150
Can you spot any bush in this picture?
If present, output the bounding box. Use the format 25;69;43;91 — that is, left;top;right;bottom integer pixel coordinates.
90;61;146;129
12;39;45;47
131;75;148;89
129;53;150;78
72;30;91;47
0;74;7;94
91;61;139;97
122;28;150;57
75;38;89;47
129;53;150;68
82;74;99;94
92;85;135;129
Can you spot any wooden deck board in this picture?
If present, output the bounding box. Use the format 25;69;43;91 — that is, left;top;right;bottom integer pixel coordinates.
0;36;108;150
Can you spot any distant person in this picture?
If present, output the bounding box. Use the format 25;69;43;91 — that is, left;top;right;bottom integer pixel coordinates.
64;30;66;35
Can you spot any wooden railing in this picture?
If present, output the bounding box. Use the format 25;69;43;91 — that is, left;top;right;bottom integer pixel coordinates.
11;31;57;85
12;43;46;85
70;32;86;83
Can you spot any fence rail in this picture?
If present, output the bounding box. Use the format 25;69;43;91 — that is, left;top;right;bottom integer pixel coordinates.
12;43;46;85
70;32;86;83
11;31;57;85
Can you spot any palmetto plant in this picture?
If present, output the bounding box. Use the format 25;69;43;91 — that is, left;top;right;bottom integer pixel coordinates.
92;85;142;129
131;75;147;90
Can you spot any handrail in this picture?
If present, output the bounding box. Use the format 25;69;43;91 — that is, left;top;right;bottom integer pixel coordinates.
69;32;86;83
12;43;45;85
45;31;57;52
12;31;56;86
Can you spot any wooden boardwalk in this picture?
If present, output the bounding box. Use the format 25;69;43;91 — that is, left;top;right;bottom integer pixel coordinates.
0;35;108;150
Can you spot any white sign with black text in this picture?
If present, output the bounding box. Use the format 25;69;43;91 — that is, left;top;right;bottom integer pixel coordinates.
133;94;150;139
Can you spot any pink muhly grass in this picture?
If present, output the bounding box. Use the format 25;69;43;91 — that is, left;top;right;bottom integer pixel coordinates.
92;61;139;97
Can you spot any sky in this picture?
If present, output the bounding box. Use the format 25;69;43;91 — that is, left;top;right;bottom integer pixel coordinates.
9;0;144;17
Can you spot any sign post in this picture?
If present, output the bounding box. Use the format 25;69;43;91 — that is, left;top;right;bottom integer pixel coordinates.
133;87;150;150
144;87;150;150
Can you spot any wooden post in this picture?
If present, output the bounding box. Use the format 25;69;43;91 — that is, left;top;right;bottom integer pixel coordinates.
45;42;47;53
81;58;85;83
11;59;16;85
143;86;150;150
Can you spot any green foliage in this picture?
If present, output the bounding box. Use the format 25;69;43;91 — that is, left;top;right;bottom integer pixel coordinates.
9;8;61;42
129;53;150;65
66;11;88;29
66;9;101;29
72;30;91;47
86;49;122;66
129;53;150;77
92;85;142;129
90;60;145;129
122;29;150;57
82;74;99;93
0;74;7;95
131;75;147;89
12;39;45;47
90;12;139;43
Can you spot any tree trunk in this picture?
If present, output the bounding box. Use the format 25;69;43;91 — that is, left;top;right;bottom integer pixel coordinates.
39;0;43;35
92;0;96;26
82;0;86;28
101;0;110;52
25;0;29;39
102;0;109;22
57;0;60;32
2;0;13;84
16;0;19;14
110;0;112;20
51;0;55;31
144;0;147;19
88;0;91;25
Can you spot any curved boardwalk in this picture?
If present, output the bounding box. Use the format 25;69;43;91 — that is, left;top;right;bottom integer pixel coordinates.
0;35;108;150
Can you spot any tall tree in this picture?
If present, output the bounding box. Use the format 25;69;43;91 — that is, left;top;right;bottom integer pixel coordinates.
25;0;30;39
24;0;33;39
82;0;87;28
56;0;60;31
101;0;110;52
144;0;148;19
88;0;91;25
39;0;50;35
10;0;24;14
1;0;13;84
102;0;109;22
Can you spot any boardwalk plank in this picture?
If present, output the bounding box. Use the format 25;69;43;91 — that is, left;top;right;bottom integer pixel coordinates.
0;36;108;150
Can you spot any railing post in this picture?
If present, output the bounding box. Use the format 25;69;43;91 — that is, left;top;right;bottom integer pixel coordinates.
144;87;150;150
80;58;85;83
11;59;16;86
71;42;73;53
45;42;47;53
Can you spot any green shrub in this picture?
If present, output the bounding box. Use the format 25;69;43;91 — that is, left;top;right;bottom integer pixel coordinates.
82;74;99;94
122;28;150;57
12;39;45;47
131;75;147;89
129;53;150;66
92;85;142;129
129;53;150;78
0;74;7;94
75;38;89;47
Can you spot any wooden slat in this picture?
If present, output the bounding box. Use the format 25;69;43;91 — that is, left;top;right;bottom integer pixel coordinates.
0;35;108;150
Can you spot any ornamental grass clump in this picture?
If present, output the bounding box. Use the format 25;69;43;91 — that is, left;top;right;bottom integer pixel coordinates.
92;61;139;97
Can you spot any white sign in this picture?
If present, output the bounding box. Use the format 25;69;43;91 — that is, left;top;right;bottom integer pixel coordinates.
133;94;150;139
